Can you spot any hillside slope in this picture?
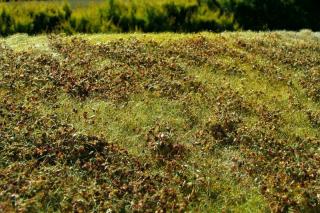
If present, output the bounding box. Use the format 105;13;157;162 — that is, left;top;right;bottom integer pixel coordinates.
0;32;320;212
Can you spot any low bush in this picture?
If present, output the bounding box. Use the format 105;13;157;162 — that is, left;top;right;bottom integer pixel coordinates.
0;0;237;36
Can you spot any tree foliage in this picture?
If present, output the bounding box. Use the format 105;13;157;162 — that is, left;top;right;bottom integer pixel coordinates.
218;0;320;30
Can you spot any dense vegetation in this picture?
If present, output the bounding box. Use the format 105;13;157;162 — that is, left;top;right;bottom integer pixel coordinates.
0;32;319;212
0;0;236;36
1;0;320;36
219;0;320;30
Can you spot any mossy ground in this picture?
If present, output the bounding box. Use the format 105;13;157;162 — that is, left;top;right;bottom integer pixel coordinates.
0;31;319;212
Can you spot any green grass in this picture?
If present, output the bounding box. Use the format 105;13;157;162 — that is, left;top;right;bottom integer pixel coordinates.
0;31;319;212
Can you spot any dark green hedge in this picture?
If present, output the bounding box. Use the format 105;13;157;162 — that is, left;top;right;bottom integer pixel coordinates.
218;0;320;30
1;0;320;36
0;0;236;36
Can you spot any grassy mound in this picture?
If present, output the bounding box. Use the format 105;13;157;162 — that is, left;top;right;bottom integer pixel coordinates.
0;32;319;212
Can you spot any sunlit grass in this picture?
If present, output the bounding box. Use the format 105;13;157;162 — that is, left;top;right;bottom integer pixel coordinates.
1;32;319;212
